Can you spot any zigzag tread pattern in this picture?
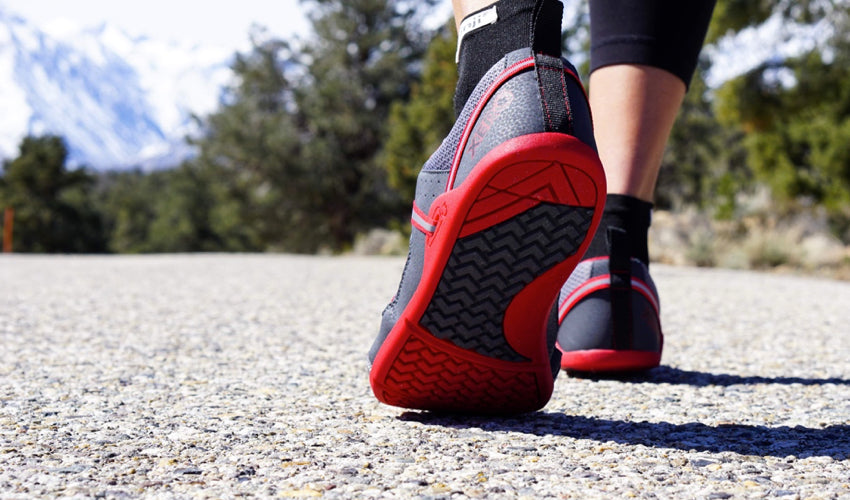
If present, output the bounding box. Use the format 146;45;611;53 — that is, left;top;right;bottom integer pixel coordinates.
421;203;594;361
381;336;541;413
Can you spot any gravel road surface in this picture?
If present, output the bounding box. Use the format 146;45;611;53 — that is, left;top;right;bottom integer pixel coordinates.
2;255;850;499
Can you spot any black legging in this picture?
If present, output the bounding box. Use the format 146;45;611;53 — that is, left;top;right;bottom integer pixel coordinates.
589;0;717;87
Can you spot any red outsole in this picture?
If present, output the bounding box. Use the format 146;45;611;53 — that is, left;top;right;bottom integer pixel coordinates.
370;133;605;414
560;349;662;373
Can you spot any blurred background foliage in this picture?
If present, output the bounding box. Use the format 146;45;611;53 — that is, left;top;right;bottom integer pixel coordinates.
2;0;849;253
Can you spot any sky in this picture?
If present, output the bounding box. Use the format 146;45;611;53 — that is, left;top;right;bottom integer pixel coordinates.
1;0;452;51
3;0;309;50
0;0;820;89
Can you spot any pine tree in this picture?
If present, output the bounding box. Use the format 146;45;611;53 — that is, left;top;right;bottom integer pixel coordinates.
95;169;160;253
0;135;105;253
657;58;749;216
191;0;437;252
714;1;850;215
191;32;297;250
383;20;458;203
294;0;438;248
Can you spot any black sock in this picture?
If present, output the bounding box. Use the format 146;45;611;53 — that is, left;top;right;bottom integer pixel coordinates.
585;194;653;266
454;0;564;116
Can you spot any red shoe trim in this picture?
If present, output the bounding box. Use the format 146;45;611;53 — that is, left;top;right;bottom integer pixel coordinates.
447;58;536;191
370;319;549;414
446;57;589;192
558;275;660;322
458;139;600;238
559;349;661;373
558;276;610;321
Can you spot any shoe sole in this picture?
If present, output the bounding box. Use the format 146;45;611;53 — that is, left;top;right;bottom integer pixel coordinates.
369;133;604;414
561;349;661;373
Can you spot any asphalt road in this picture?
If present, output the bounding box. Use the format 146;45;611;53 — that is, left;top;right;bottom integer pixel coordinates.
2;255;850;498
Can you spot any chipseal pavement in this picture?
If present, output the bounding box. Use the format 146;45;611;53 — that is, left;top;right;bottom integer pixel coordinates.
1;254;849;499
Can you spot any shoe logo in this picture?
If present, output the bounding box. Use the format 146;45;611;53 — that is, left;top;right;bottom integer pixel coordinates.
426;203;448;247
466;89;514;160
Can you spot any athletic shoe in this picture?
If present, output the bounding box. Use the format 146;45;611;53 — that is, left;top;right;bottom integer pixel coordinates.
555;227;663;373
368;48;606;414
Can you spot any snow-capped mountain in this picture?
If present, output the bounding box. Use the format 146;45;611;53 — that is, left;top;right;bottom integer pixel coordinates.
0;6;234;169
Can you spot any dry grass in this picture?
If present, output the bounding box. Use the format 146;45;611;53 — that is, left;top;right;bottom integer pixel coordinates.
650;208;850;280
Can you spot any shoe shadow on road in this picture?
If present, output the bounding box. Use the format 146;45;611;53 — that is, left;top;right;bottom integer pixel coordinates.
398;366;850;459
400;411;850;459
572;365;850;387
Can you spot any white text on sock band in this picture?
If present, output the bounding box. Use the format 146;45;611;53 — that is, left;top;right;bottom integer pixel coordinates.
455;6;499;63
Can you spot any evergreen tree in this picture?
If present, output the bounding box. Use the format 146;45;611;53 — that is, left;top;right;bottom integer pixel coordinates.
95;163;251;254
383;20;457;203
190;33;294;251
191;0;437;253
657;58;749;216
95;169;160;253
707;0;830;43
144;164;227;252
714;1;850;215
0;135;106;253
293;0;438;248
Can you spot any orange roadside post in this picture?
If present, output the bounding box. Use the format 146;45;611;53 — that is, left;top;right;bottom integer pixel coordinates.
3;207;13;253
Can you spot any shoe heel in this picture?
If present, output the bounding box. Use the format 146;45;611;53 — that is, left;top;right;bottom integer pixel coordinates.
370;133;605;414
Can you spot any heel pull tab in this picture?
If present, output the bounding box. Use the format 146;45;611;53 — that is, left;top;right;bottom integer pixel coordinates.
608;227;634;350
531;0;564;57
533;54;574;135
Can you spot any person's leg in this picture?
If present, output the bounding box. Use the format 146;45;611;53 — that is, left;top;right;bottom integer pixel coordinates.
590;65;685;202
555;0;716;373
370;0;606;413
587;0;717;253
